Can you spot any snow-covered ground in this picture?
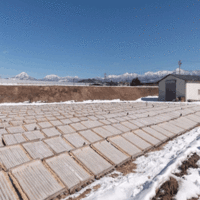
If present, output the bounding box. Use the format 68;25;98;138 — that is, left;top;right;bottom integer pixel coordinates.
0;95;199;107
63;126;200;200
0;98;133;106
0;79;89;86
0;96;158;106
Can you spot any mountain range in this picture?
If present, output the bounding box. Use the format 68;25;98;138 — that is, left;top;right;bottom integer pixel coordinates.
8;68;200;83
9;72;80;82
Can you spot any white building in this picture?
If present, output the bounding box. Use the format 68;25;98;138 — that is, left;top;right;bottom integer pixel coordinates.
158;74;200;101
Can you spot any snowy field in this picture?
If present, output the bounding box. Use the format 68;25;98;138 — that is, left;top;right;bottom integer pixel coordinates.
0;78;89;86
0;95;197;107
0;96;154;106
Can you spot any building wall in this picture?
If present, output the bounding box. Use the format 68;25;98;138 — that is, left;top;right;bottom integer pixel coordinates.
186;83;200;101
159;75;186;101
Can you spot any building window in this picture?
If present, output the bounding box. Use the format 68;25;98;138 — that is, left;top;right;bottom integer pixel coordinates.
198;90;200;95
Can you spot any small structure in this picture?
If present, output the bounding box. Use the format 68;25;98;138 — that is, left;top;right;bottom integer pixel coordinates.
118;81;130;86
158;74;200;101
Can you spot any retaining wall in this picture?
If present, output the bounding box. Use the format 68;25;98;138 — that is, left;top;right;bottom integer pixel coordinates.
0;85;158;103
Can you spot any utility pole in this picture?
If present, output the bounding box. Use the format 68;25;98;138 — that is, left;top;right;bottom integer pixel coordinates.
104;73;106;83
178;60;182;75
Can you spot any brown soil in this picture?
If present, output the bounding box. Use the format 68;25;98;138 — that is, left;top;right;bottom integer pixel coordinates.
175;153;200;177
188;197;200;200
93;184;101;191
66;184;101;200
146;142;167;154
67;189;92;200
116;160;137;175
108;173;120;178
0;85;158;103
152;177;178;200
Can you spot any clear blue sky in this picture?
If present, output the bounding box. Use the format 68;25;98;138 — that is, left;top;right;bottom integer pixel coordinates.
0;0;200;78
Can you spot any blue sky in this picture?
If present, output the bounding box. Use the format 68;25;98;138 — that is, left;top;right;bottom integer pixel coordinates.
0;0;200;79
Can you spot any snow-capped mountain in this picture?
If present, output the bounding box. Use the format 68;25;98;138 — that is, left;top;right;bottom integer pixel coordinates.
59;76;80;82
97;68;200;83
43;74;61;81
105;73;138;82
42;74;80;82
8;68;200;83
95;70;174;83
11;72;36;80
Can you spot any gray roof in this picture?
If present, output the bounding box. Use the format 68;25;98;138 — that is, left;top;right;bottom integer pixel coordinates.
158;74;200;82
172;74;200;81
